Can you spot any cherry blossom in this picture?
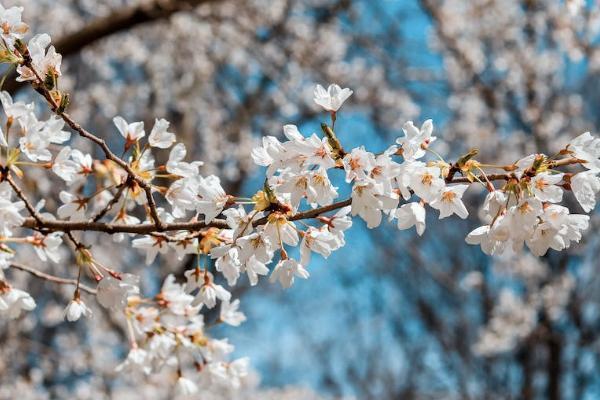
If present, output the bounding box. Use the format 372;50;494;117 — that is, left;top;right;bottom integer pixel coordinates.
408;164;445;202
395;202;427;236
0;284;36;319
195;175;230;223
176;376;199;396
63;298;92;322
220;299;246;326
132;235;169;265
571;171;600;212
115;348;151;375
113;116;145;150
429;184;469;219
57;190;87;220
396;119;436;161
96;274;140;311
16;33;61;82
31;232;63;263
0;5;28;47
313;83;353;112
185;270;231;309
148;118;176;149
0;91;32;121
530;172;564;203
0;182;25;236
52;147;93;184
166;142;203;177
269;258;309;288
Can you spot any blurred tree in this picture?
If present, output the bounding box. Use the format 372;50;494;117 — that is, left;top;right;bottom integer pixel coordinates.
1;1;600;399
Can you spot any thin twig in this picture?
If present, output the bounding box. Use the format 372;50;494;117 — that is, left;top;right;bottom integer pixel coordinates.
6;175;44;224
90;181;128;223
9;263;96;295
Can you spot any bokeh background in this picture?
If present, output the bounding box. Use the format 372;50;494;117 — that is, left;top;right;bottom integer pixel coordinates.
2;0;600;399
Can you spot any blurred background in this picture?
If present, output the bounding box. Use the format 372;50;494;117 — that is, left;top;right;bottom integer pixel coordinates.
2;0;600;399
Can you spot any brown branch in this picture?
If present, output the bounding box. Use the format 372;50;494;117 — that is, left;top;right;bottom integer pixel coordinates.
19;199;354;235
9;263;96;295
5;174;44;225
17;157;584;235
22;217;226;234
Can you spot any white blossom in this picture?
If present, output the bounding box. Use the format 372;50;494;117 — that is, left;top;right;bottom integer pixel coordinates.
0;91;33;121
0;286;36;319
32;232;63;263
243;255;270;286
0;5;28;47
396;119;436;161
429;184;469;219
220;299;246;326
185;271;231;309
132;235;169;265
113;116;145;146
299;227;339;266
571;171;600;212
148;118;176;148
96;274;140;311
530;172;563;203
16;34;61;82
313;83;353;112
175;376;198;396
395;202;426;236
166;143;203;177
159;275;196;315
568;132;600;171
269;258;309;288
63;299;92;322
115;348;151;375
195;175;229;223
57;191;86;220
0;182;25;236
408;164;445;202
351;182;398;228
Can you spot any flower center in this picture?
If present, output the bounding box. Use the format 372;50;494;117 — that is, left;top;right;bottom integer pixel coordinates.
518;201;533;215
441;191;456;202
535;178;547;191
421;173;433;186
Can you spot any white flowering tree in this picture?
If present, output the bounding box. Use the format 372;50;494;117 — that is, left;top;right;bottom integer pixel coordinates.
0;1;599;399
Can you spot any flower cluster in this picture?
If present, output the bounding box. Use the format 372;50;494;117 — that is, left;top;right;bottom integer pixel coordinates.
465;144;598;256
113;275;249;394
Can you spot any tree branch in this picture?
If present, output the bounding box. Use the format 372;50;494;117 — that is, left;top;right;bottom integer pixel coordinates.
17;156;583;236
5;174;44;225
9;263;96;295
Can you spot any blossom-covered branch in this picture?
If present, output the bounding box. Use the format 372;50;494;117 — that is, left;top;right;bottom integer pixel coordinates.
0;3;598;395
